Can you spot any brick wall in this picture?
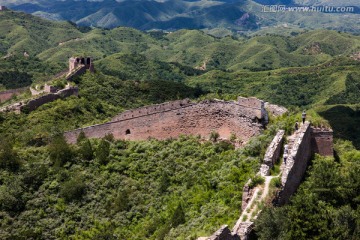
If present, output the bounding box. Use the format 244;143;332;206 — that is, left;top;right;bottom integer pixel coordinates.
311;128;333;156
65;98;265;144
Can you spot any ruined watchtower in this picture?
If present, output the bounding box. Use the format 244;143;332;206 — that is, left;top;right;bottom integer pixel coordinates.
69;57;94;73
66;57;94;80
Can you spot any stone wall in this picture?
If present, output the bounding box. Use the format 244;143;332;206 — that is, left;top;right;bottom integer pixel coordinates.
234;222;254;240
311;128;333;156
0;88;27;102
0;87;78;113
24;87;78;112
199;123;333;240
279;122;312;205
66;57;94;80
263;130;285;167
64;98;266;144
66;65;87;80
241;180;252;211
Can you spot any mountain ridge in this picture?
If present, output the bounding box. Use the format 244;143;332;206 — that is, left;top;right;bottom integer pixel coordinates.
3;0;359;33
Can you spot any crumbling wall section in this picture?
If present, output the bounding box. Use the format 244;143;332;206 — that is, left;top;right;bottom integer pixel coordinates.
0;87;27;102
65;98;266;144
264;130;285;167
0;87;78;113
264;102;288;116
237;97;264;119
279;122;312;205
24;87;78;112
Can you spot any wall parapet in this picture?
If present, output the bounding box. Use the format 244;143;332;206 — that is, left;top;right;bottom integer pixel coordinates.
263;130;285;168
278;121;312;205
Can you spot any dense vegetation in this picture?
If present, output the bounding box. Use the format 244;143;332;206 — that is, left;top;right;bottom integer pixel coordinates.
0;128;279;239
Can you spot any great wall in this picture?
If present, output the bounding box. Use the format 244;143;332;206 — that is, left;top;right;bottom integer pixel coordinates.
198;122;333;240
64;96;269;144
0;56;93;114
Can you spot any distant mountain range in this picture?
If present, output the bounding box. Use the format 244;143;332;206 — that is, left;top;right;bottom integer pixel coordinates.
2;0;360;33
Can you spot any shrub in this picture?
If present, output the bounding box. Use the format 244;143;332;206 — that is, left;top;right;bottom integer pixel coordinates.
214;140;234;152
60;176;86;202
170;203;186;227
270;177;281;188
249;175;265;188
76;131;87;144
209;131;220;142
230;133;237;142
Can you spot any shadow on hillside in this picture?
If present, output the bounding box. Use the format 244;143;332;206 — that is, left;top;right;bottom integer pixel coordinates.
319;105;360;150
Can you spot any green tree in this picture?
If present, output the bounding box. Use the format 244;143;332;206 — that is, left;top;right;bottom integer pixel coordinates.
170;203;186;227
76;131;87;144
79;139;94;161
96;139;110;165
49;134;73;167
0;139;21;171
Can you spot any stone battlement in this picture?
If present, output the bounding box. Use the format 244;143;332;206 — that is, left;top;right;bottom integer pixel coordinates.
66;57;94;80
111;99;193;121
64;97;268;144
